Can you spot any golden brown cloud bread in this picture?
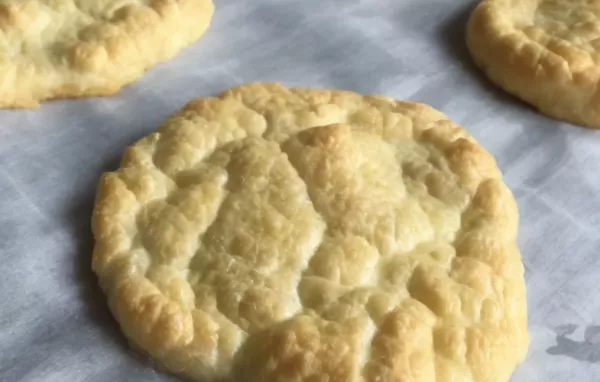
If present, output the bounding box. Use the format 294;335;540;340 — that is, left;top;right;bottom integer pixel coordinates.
91;83;529;381
466;0;600;128
0;0;214;108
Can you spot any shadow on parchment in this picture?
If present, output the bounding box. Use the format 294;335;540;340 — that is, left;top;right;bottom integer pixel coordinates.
435;0;534;112
68;152;129;350
547;324;600;364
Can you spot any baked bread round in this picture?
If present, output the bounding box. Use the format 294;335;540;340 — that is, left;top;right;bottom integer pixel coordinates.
467;0;600;128
0;0;214;108
91;83;529;381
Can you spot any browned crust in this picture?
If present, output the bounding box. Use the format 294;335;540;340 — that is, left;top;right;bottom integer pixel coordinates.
466;0;600;128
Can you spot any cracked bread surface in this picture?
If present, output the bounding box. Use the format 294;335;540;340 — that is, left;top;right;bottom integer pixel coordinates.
91;83;529;382
0;0;214;108
467;0;600;128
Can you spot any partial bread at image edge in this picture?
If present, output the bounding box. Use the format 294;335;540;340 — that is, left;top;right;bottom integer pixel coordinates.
466;0;600;129
0;0;214;109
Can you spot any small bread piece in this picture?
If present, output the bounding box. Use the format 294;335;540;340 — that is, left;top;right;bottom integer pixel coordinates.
467;0;600;128
91;83;529;381
0;0;214;108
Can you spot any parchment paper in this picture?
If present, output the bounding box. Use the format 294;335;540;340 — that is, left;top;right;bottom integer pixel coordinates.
1;0;598;380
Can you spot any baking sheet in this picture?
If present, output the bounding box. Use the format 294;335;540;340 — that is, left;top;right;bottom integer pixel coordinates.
1;0;598;380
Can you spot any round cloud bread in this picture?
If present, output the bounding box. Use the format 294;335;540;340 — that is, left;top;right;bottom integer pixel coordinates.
0;0;214;108
91;83;529;382
466;0;600;129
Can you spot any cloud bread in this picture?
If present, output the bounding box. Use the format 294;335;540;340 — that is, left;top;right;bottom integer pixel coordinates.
467;0;600;128
91;83;529;381
0;0;214;108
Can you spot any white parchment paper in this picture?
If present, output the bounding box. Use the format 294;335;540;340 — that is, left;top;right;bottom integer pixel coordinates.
1;0;598;380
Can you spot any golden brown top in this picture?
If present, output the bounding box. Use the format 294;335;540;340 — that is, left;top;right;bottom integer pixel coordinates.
92;83;529;381
0;0;214;107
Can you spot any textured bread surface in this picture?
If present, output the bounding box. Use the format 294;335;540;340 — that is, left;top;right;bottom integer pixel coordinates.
91;83;529;382
466;0;600;128
0;0;214;108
